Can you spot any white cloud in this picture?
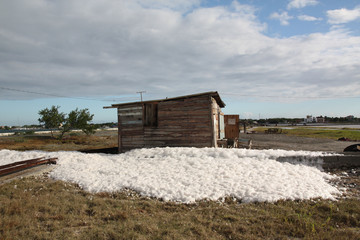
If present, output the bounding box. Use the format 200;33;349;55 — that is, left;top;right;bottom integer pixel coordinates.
135;0;201;12
287;0;318;9
270;11;293;25
327;6;360;24
0;0;359;103
297;15;322;21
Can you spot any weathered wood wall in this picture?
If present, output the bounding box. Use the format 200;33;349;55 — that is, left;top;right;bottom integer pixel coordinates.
117;95;221;152
118;106;144;151
211;98;222;146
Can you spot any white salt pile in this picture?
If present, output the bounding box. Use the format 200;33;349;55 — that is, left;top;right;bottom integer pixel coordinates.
0;148;340;203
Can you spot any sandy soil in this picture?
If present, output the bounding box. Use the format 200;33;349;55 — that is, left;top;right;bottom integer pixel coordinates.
239;133;355;153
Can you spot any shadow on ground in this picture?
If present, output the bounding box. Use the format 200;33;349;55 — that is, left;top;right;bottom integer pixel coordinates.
80;147;118;154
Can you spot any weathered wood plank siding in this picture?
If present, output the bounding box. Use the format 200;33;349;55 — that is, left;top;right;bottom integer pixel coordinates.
145;95;213;147
118;106;144;151
211;97;223;146
112;92;225;152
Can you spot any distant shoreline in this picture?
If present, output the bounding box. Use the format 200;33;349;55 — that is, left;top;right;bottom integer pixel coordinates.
0;128;117;136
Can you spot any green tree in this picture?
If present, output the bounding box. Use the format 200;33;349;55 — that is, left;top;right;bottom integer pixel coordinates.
38;106;96;139
38;106;65;138
60;108;96;139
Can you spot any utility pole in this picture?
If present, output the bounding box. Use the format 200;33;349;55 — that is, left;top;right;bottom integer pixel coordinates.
136;91;146;102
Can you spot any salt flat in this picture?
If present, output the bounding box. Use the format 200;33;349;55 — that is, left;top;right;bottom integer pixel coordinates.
0;148;340;203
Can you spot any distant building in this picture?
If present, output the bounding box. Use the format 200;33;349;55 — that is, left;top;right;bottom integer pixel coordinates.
304;115;315;123
316;116;325;123
346;115;355;121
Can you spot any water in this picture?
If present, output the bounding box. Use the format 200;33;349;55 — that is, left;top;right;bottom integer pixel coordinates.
0;128;55;134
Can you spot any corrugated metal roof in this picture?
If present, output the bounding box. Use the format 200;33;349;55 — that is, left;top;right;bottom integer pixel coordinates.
104;91;226;109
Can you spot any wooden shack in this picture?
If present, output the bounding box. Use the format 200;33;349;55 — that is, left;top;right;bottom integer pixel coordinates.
104;92;226;152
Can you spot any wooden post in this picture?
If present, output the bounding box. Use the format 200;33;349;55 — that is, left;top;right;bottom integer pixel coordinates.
117;108;122;153
209;97;217;147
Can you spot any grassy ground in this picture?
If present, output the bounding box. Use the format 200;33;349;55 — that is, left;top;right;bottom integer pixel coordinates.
254;127;360;141
1;176;359;240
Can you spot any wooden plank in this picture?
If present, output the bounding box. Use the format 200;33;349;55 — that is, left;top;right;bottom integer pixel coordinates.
159;106;210;113
118;111;122;153
122;144;144;147
159;115;210;120
142;136;212;142
158;122;211;127
118;106;143;112
0;158;57;176
119;116;143;123
210;96;216;147
121;125;143;129
159;106;209;111
160;113;208;118
121;120;143;125
159;103;209;109
122;131;143;135
159;119;211;124
119;112;142;117
123;136;144;140
122;128;143;133
0;157;45;170
144;129;212;134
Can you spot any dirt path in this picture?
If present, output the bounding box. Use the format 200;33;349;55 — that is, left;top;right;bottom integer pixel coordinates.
239;133;354;153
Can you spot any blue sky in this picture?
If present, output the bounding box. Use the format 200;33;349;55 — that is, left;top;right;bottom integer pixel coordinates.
1;0;360;125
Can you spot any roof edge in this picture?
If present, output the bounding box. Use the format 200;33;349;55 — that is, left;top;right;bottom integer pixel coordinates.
103;91;225;109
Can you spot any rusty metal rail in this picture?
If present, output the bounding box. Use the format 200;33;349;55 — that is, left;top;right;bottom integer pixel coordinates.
0;157;57;176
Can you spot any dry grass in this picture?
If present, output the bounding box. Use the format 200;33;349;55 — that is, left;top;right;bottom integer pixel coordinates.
1;176;359;240
0;130;118;152
254;127;360;141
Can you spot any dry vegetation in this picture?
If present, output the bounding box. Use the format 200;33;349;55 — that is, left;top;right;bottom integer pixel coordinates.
1;176;359;240
254;127;360;141
1;130;360;239
0;130;118;152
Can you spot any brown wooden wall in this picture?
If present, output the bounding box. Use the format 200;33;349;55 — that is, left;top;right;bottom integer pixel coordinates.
117;106;144;151
117;95;221;152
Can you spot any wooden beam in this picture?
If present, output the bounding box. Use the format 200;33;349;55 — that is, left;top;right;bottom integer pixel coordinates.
118;108;123;153
209;96;216;147
0;157;57;176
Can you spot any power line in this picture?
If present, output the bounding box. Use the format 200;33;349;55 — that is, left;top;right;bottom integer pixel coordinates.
0;86;136;102
2;86;359;102
221;92;360;100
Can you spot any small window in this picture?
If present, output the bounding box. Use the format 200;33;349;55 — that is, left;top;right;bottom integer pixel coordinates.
143;103;158;127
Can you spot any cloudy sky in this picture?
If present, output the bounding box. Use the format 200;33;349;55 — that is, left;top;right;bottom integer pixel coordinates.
1;0;360;125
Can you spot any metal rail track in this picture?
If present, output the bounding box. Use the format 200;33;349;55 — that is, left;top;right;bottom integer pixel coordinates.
0;157;57;176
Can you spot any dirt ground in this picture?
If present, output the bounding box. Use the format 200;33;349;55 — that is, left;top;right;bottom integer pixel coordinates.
239;132;354;153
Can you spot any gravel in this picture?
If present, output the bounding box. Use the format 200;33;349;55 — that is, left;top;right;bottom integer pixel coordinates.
240;133;354;153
